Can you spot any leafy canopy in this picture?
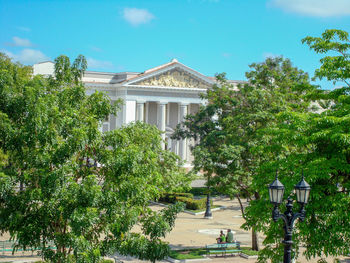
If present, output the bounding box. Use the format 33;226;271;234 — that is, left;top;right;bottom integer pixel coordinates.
173;56;317;252
0;53;188;263
244;29;350;262
302;29;350;86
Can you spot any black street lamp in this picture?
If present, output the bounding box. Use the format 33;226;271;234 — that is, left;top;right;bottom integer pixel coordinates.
268;172;311;263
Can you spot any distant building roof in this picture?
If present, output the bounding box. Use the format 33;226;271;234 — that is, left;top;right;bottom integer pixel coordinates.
32;59;244;86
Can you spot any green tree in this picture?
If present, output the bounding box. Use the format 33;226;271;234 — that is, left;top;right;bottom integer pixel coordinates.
302;29;350;86
243;29;350;262
0;53;187;263
173;56;317;252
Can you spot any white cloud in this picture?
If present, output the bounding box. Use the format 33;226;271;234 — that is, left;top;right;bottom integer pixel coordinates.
268;0;350;17
16;26;31;32
87;58;114;69
123;8;155;26
222;52;232;58
3;49;50;64
8;36;34;47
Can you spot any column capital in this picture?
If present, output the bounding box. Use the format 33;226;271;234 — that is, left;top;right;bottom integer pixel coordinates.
179;102;190;107
157;101;168;105
136;100;146;104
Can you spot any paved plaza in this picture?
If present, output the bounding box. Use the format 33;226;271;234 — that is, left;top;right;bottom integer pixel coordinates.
1;197;349;263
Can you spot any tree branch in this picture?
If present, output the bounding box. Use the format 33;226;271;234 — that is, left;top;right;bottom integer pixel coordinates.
236;194;246;220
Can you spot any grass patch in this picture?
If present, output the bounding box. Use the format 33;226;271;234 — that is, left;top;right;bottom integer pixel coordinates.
240;247;259;256
169;249;206;260
169;246;259;260
157;201;221;212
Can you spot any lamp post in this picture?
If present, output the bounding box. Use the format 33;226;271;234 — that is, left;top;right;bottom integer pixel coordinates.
268;172;311;263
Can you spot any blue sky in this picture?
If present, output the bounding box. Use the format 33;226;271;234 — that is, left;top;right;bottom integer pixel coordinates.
1;0;350;89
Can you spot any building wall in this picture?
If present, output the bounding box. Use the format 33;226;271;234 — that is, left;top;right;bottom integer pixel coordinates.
169;102;179;129
33;62;55;76
32;60;221;164
147;102;158;126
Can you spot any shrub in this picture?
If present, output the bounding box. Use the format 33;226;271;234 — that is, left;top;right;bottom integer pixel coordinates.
175;196;192;206
179;192;194;198
159;193;175;203
188;187;207;196
176;196;213;210
188;187;219;196
159;192;193;203
159;192;212;211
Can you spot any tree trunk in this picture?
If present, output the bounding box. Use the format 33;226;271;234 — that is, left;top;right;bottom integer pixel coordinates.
204;174;213;219
236;194;245;219
236;194;259;251
251;227;259;251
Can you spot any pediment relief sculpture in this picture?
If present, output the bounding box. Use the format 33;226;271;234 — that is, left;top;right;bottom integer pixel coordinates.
135;69;211;89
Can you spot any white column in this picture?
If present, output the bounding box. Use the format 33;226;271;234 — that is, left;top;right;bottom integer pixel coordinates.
178;103;188;161
145;102;149;124
166;103;170;126
121;103;127;125
157;102;167;149
120;88;127;126
136;101;145;121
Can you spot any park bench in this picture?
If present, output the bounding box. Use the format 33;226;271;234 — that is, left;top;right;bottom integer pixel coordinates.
0;240;55;254
0;240;14;254
205;242;241;257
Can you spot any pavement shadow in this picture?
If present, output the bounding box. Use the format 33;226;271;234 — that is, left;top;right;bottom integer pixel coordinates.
223;206;242;211
169;244;204;250
179;216;212;220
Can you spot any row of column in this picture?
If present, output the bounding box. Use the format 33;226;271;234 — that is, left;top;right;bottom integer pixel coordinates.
135;101;188;161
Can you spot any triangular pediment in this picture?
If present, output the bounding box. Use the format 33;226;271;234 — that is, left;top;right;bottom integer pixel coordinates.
124;61;214;89
135;68;211;89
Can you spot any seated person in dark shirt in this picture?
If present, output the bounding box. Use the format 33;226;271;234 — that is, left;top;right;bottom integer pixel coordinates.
216;230;226;243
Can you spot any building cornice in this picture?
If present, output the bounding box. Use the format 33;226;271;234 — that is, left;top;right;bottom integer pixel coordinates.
125;84;207;93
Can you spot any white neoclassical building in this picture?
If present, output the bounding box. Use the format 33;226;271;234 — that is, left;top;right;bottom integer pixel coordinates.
33;59;241;164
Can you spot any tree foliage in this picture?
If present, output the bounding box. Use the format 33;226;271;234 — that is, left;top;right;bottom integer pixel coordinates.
173;56;317;252
302;29;350;86
243;29;350;262
0;53;188;263
175;29;350;260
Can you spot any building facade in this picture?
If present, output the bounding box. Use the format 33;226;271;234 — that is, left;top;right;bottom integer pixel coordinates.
33;59;240;165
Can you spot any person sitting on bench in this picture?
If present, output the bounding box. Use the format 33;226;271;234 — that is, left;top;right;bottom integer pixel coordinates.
216;230;226;243
226;229;234;243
